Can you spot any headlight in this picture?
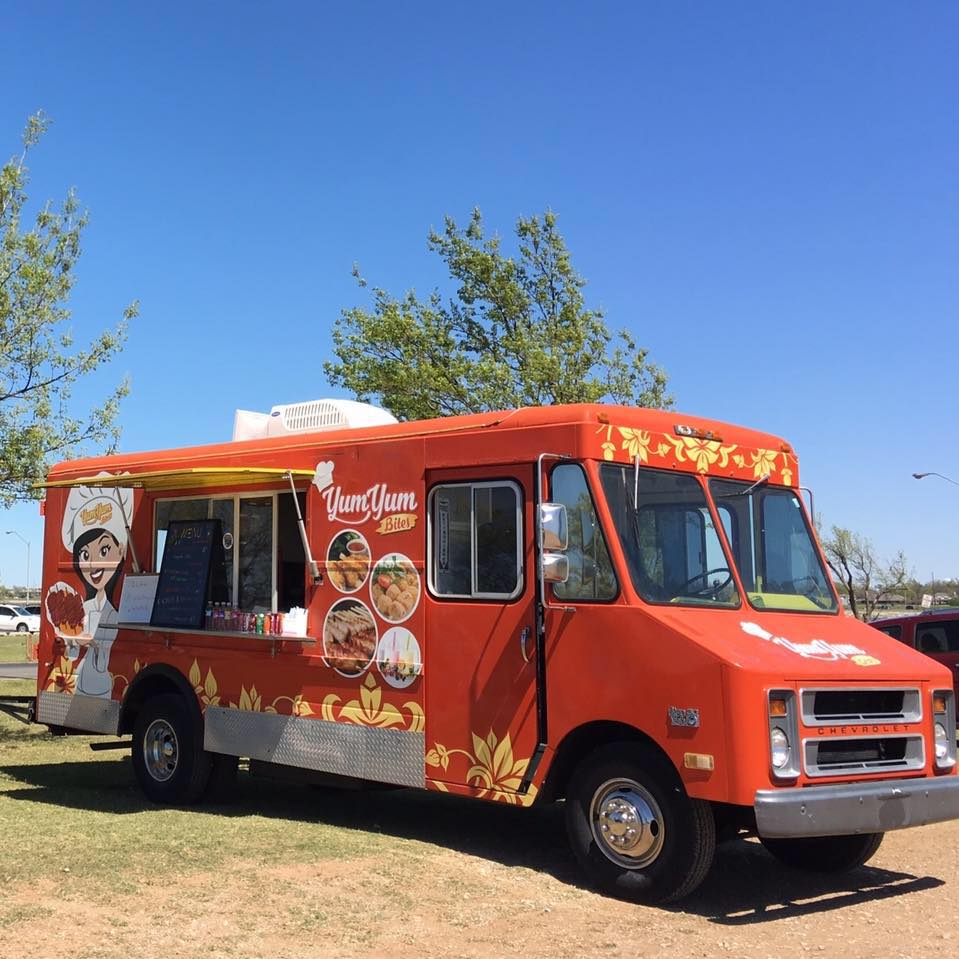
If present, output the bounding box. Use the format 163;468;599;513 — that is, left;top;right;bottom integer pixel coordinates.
935;722;949;762
770;727;791;769
768;689;799;779
932;690;957;769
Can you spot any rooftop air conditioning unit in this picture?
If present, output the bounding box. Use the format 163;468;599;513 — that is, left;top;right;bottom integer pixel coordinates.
232;399;398;441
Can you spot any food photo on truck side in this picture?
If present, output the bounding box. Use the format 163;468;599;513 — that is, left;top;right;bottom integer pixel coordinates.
29;399;959;904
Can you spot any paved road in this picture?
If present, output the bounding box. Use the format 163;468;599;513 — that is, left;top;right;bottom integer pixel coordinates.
0;662;37;680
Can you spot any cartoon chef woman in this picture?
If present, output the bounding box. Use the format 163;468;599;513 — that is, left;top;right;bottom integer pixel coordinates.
60;482;132;697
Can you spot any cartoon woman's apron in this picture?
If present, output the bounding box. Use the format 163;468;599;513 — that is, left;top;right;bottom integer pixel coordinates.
67;596;119;697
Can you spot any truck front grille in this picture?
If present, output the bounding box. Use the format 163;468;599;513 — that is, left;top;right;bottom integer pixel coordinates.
800;687;921;725
804;735;925;777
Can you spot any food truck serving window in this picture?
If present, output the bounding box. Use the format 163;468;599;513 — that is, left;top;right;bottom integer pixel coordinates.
428;481;523;600
155;491;306;612
600;464;740;608
549;464;617;601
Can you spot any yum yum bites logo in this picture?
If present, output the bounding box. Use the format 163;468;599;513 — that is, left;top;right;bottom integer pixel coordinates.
313;461;417;533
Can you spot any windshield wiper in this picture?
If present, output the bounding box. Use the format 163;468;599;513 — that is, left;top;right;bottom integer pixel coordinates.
715;473;770;498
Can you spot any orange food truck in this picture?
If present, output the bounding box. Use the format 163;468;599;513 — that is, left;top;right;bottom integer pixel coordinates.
32;400;959;903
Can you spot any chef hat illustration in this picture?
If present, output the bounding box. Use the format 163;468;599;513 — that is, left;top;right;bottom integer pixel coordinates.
313;460;335;492
62;476;134;554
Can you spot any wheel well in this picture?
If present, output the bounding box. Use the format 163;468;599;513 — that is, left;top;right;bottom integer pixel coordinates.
540;721;676;803
120;665;200;735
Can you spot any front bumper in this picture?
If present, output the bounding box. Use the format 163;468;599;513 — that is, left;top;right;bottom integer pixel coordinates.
755;775;959;838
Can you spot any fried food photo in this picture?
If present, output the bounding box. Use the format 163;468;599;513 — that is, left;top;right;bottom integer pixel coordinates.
323;600;377;674
326;530;370;592
370;554;420;623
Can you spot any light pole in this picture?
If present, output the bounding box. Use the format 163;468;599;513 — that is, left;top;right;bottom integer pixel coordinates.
4;531;30;600
913;474;956;606
913;472;959;487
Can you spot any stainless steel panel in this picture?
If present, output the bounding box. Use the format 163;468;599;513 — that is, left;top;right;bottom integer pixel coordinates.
802;734;925;778
799;686;922;725
37;691;120;734
755;775;959;838
204;707;425;788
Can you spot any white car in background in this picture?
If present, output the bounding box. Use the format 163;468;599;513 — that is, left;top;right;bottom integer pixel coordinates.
0;604;41;633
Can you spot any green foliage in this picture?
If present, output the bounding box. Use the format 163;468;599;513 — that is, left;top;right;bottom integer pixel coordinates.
325;209;670;420
821;524;910;621
0;113;136;505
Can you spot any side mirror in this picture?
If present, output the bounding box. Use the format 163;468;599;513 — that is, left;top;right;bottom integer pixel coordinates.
539;502;569;584
542;552;569;584
540;503;568;551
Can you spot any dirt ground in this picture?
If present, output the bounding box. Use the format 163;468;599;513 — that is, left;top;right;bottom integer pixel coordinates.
2;769;958;959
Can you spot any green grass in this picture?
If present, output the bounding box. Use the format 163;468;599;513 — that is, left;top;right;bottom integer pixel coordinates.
0;673;573;951
0;632;31;662
0;718;421;902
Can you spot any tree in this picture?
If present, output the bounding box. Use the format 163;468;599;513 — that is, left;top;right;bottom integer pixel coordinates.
820;525;909;621
325;209;670;420
1;113;136;505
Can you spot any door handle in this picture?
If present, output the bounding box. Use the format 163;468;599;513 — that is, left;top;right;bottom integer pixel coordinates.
519;626;532;663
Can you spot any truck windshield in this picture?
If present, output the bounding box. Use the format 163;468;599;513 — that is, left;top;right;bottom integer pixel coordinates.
708;478;837;613
599;464;739;608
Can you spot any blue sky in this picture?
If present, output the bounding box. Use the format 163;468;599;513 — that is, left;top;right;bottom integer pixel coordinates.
2;1;957;590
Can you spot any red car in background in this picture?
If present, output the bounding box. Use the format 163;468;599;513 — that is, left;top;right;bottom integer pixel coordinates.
872;610;959;708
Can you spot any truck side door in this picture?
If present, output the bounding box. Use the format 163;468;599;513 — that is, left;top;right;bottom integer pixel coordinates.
423;467;538;801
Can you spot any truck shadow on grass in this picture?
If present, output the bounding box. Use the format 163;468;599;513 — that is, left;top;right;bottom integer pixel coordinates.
0;754;944;923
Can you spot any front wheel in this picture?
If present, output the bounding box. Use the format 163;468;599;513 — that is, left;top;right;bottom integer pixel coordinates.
16;623;28;633
760;832;883;873
132;694;212;804
565;743;715;904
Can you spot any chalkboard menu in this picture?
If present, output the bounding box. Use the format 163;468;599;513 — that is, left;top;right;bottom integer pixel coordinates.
151;519;225;629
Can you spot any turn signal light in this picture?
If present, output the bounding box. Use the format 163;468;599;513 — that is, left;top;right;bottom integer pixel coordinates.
934;694;948;714
769;698;788;717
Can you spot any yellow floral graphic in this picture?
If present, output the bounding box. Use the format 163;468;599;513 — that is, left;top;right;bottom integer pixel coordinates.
595;423;616;461
781;452;795;486
45;655;76;694
189;659;221;707
233;684;276;713
427;729;538;807
425;743;451;771
113;658;145;696
618;427;653;463
750;449;778;479
668;436;737;474
322;673;424;731
271;694;314;717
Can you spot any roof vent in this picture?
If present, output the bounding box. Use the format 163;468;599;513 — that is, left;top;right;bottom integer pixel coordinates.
232;399;397;441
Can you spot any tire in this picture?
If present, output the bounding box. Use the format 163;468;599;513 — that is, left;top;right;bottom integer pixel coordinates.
565;742;715;904
760;832;883;873
131;693;212;804
16;623;28;633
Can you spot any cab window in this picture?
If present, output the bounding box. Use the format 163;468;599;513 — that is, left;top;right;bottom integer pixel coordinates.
599;464;739;608
550;463;616;601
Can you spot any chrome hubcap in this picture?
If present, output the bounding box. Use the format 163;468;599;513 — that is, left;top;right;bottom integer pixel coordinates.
591;778;665;868
144;718;178;782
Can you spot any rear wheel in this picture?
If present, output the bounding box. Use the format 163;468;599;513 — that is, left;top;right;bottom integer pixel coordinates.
760;832;883;873
565;743;715;903
132;694;212;804
16;623;28;633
